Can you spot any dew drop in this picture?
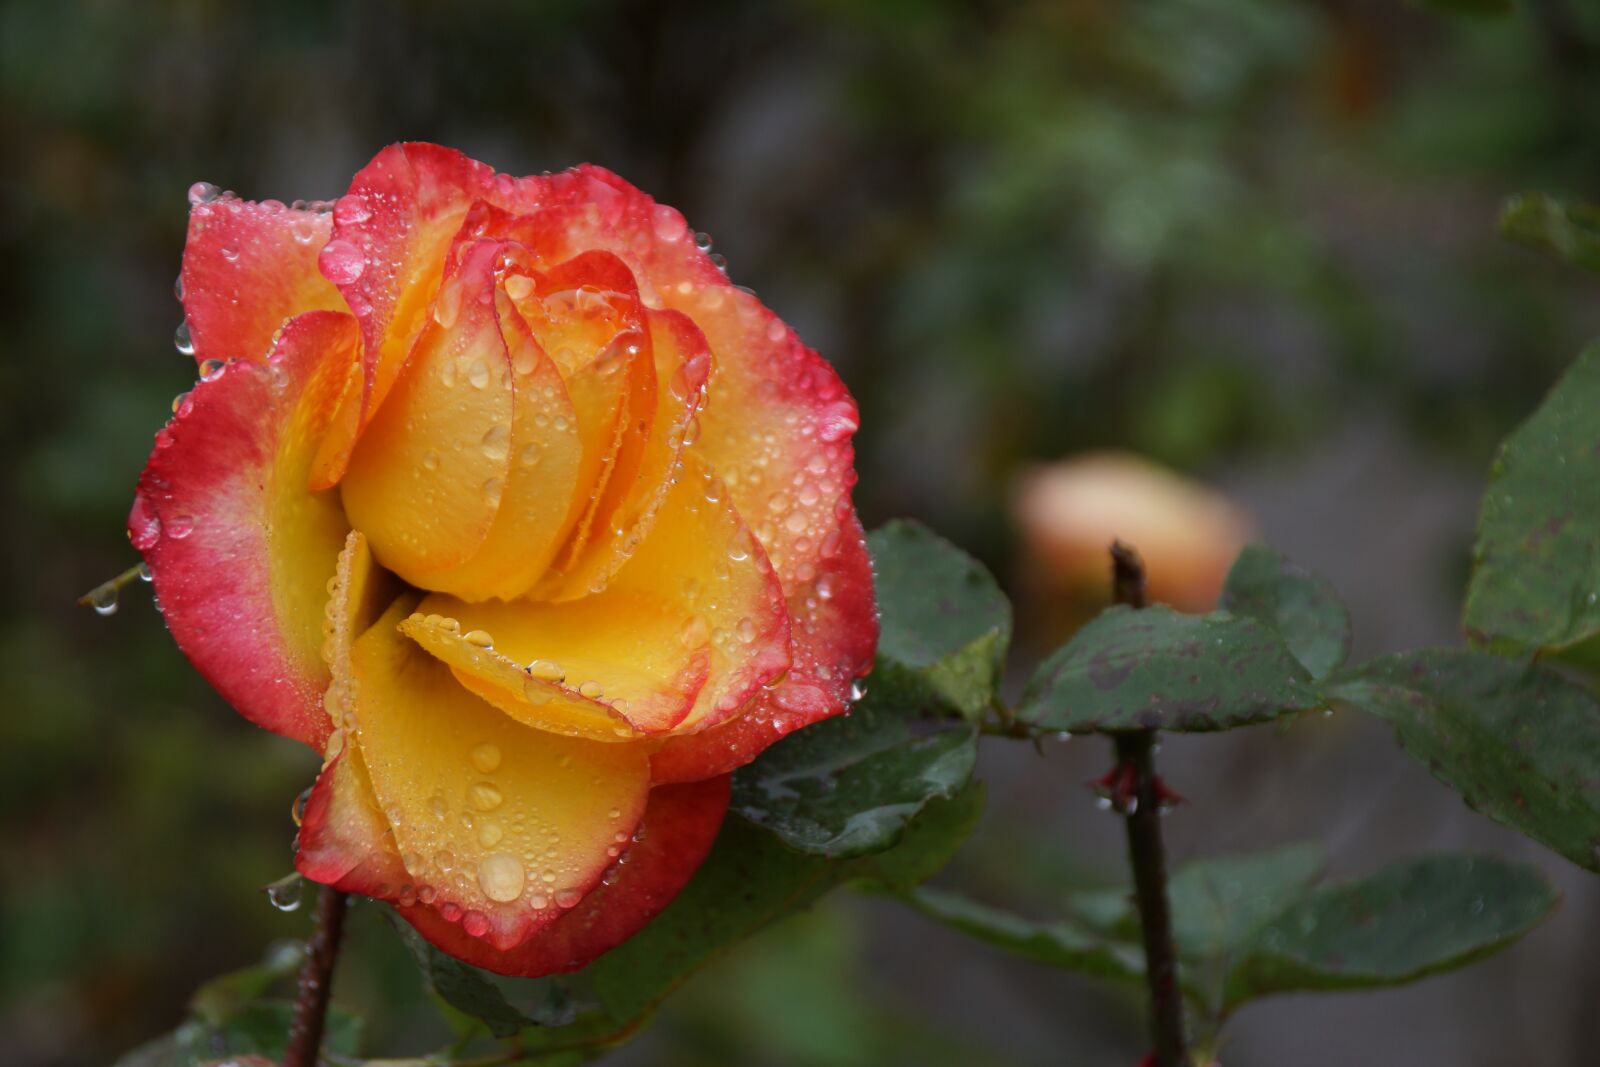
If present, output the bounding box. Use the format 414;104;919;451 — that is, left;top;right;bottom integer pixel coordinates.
318;239;366;285
470;742;503;773
481;424;510;461
198;358;226;381
467;358;490;389
478;853;526;902
463;629;494;648
187;181;219;207
555;888;582;909
528;659;565;683
468;782;504;812
333;194;372;225
174;321;195;357
263;873;304;912
462;910;491;937
482;477;504;507
90;585;119;616
578;680;604;700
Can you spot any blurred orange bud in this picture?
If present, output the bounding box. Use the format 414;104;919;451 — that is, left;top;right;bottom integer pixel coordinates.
1013;451;1253;620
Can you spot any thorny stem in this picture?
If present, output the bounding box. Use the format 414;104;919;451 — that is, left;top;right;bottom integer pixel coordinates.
284;886;349;1067
1108;541;1188;1067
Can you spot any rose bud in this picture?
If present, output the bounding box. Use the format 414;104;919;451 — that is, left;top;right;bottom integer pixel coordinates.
1013;451;1252;634
131;144;877;975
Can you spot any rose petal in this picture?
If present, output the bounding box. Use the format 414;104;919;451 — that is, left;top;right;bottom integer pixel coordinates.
296;531;409;895
346;596;653;951
536;305;711;601
395;774;730;977
325;144;499;424
181;196;345;367
651;510;876;782
405;449;790;740
132;310;358;748
339;240;522;588
506;250;656;592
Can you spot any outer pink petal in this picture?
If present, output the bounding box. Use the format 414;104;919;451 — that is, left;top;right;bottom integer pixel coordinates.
321;143;499;422
295;743;409;898
181;196;346;366
130;311;358;748
394;775;730;977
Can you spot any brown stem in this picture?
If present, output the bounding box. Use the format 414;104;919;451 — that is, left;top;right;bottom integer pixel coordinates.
1108;542;1187;1066
283;886;349;1067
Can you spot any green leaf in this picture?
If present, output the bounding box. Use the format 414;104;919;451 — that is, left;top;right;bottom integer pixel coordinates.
1500;192;1600;273
590;785;983;1023
113;1001;363;1066
868;519;1012;719
903;885;1144;982
388;912;538;1037
1464;343;1600;654
1165;842;1328;961
731;683;978;857
1329;648;1600;871
1016;604;1322;733
1220;545;1351;680
1224;853;1557;1008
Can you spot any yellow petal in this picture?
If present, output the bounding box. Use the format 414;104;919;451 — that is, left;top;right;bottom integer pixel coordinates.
536;307;711;601
401;289;584;600
340;241;515;587
346;596;652;951
407;450;790;740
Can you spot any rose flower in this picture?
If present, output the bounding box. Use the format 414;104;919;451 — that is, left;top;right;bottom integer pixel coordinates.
130;144;877;975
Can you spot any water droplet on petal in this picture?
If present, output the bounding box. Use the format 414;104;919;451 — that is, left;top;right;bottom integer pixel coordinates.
174;321;195;357
478;853;526;902
318;239;366;285
198;358;226;381
187;181;219;207
470;742;502;773
469;782;504;811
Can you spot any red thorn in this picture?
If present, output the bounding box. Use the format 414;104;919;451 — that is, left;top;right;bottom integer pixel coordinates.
1153;775;1185;810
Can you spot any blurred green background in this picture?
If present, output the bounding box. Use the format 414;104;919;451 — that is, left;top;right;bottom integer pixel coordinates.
5;1;1600;1064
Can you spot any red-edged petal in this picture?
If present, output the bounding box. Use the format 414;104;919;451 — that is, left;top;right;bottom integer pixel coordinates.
295;531;409;896
321;144;498;424
395;775;730;977
131;311;359;748
651;511;876;783
181;195;346;366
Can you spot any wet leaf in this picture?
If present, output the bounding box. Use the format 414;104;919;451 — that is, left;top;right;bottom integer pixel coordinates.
1464;343;1600;655
1017;604;1322;733
1223;853;1557;1008
113;1002;363;1066
903;885;1144;982
1330;648;1600;871
388;913;538;1038
1220;545;1350;680
731;684;978;857
868;519;1012;719
590;785;983;1023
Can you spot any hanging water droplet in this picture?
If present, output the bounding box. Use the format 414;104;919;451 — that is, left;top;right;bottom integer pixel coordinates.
263;872;304;912
848;678;868;703
198;358;226;381
174;321;195;357
173;273;185;302
89;585;119;616
187;181;220;207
